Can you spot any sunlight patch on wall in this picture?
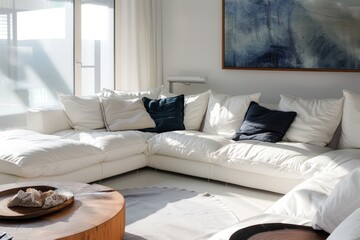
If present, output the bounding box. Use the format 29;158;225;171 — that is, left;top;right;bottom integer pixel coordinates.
17;7;66;40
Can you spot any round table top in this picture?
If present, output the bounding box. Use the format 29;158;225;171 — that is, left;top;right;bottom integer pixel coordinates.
0;181;125;240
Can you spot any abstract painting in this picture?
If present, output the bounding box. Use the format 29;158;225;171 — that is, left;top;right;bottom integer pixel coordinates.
223;0;360;71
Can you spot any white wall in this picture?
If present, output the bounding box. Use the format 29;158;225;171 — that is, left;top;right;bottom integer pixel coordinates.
162;0;360;103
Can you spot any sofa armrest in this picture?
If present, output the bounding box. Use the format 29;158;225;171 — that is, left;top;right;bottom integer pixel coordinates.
27;106;72;134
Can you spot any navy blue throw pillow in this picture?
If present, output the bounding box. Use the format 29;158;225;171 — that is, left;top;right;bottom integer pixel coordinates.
142;95;185;133
233;102;297;143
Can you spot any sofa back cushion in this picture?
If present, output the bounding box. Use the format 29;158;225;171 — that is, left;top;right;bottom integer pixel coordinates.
102;86;162;100
202;91;261;138
59;94;104;130
100;97;155;131
339;90;360;149
160;89;211;131
278;95;344;147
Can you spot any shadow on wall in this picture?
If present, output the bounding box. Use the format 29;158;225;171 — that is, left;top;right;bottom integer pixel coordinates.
0;40;72;107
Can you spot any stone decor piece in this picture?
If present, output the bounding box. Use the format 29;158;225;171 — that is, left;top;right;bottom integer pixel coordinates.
8;188;68;209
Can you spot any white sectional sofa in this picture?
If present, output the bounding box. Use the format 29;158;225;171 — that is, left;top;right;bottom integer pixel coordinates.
0;87;353;190
211;158;360;239
1;86;360;238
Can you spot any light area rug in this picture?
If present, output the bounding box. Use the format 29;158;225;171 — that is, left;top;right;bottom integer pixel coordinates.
120;187;239;240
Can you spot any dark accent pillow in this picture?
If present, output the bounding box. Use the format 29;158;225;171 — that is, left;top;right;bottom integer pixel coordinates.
233;101;296;143
142;95;185;133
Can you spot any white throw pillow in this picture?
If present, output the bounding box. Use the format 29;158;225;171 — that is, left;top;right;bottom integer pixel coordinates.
278;95;344;147
339;90;360;149
202;91;261;138
100;97;155;131
101;86;163;100
312;168;360;233
327;208;360;240
159;89;211;130
184;91;211;130
59;94;104;130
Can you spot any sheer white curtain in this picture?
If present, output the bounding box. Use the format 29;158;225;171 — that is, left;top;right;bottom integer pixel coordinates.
116;0;162;91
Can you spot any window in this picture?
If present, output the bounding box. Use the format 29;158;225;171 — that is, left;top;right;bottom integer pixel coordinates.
80;0;114;95
0;1;73;128
0;0;114;129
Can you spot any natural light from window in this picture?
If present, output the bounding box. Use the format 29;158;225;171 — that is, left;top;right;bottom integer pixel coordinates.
0;0;115;129
80;1;114;96
0;1;73;129
82;4;108;40
17;8;66;40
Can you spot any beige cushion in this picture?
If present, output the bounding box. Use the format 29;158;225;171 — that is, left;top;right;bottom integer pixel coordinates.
59;94;104;130
339;90;360;149
202;91;261;138
279;95;344;147
100;97;155;131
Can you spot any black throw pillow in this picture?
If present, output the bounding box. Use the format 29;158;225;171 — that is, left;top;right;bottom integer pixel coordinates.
233;101;297;143
142;95;185;133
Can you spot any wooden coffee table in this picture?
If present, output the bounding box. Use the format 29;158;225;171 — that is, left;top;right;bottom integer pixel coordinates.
0;181;125;240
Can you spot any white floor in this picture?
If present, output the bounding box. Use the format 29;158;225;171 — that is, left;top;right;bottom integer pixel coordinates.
96;168;283;221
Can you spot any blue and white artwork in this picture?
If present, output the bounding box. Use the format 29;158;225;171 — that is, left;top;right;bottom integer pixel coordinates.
223;0;360;70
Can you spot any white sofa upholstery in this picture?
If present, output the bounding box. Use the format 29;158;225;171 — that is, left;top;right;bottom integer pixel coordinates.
0;106;325;191
0;128;149;184
1;90;360;238
0;104;340;194
146;130;331;193
211;157;360;239
1;101;346;193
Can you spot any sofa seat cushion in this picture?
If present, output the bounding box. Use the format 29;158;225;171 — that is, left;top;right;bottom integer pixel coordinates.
211;141;330;179
55;130;155;161
147;130;233;163
0;130;105;178
301;149;360;179
265;172;342;223
312;168;360;233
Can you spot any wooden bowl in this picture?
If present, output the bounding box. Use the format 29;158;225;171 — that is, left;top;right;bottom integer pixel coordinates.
0;185;74;220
